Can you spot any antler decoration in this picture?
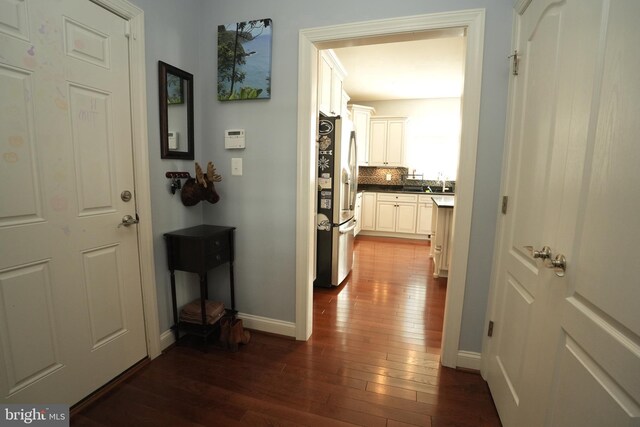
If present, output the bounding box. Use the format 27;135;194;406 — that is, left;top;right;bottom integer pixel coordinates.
207;161;222;182
179;161;222;206
195;162;207;188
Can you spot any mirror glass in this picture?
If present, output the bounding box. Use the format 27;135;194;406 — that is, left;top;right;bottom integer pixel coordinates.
159;61;194;159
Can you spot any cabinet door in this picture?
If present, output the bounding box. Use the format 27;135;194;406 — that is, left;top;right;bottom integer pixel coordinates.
361;192;377;230
395;203;417;234
318;54;332;115
369;120;387;166
375;201;397;232
353;109;370;166
416;202;433;235
354;193;362;236
385;120;405;166
330;70;343;115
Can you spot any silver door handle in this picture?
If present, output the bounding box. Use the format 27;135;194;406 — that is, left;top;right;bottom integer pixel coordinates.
549;254;566;277
524;245;552;260
118;214;139;227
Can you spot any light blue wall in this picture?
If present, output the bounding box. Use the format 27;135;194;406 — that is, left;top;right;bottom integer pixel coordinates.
134;0;513;353
130;0;206;332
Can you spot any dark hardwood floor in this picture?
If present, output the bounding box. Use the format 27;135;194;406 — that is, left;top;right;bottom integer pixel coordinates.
72;236;501;427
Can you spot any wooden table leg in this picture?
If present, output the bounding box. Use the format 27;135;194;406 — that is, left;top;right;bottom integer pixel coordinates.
229;261;236;312
199;274;208;350
170;270;179;342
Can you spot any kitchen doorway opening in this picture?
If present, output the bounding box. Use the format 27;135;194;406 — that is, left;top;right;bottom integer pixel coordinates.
296;10;485;368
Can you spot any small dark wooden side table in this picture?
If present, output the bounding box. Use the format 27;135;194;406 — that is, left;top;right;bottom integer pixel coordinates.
164;225;236;344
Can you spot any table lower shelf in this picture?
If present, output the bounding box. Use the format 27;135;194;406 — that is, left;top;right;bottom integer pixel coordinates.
172;309;238;340
173;321;220;338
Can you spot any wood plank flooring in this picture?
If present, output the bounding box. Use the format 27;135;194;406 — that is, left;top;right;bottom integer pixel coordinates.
72;236;501;427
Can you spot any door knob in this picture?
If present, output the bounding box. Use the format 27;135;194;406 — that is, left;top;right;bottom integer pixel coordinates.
549;254;567;277
118;214;139;228
524;245;552;260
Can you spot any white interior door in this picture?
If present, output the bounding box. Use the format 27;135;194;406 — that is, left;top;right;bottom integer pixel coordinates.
0;0;147;404
485;0;640;426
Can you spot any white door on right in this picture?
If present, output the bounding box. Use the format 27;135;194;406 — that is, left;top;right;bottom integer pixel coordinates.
485;1;640;426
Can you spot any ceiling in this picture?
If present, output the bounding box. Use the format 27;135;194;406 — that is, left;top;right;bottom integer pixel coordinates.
332;35;466;102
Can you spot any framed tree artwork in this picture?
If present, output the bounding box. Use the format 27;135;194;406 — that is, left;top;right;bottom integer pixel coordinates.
217;18;272;101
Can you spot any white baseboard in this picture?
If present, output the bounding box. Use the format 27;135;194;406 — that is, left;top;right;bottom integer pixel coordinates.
237;312;296;337
457;350;482;371
358;230;430;240
159;329;175;351
158;312;296;352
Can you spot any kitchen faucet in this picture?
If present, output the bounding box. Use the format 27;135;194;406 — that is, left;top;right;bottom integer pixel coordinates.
438;172;447;193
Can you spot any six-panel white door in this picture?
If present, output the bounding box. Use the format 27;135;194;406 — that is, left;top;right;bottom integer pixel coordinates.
485;0;640;425
0;0;147;404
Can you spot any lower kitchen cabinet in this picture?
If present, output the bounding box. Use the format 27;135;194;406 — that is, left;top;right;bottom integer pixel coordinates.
359;191;443;239
416;195;434;235
375;193;417;234
361;192;377;231
430;198;454;278
354;192;363;236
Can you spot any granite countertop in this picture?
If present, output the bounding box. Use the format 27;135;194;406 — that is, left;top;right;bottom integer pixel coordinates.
357;184;454;196
431;195;455;208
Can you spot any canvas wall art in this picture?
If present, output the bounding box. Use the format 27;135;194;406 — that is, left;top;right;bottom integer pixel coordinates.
217;18;272;101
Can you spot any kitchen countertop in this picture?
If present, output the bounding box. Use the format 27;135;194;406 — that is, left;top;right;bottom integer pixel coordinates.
431;195;455;208
357;185;453;196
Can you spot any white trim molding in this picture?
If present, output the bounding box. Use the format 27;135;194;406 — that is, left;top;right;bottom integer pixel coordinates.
457;351;482;371
238;313;296;338
159;313;296;351
297;9;486;368
93;0;161;359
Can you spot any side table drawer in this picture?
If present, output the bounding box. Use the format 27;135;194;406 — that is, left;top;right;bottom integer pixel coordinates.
204;235;230;268
165;229;233;273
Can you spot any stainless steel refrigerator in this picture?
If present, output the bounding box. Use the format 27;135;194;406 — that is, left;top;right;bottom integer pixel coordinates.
314;115;358;288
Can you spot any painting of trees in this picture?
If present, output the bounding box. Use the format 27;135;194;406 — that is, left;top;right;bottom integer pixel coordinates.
217;18;272;101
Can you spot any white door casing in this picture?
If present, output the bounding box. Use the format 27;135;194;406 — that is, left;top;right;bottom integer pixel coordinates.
0;0;157;404
297;10;485;369
484;0;640;425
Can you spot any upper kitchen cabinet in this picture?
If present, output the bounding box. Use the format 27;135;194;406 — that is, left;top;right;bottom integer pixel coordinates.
369;117;407;167
349;104;375;166
318;50;347;116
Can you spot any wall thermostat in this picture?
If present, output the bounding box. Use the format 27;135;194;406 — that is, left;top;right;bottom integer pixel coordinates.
168;131;178;150
225;129;245;149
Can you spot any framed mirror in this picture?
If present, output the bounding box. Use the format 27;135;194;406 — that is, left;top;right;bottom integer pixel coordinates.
159;61;194;159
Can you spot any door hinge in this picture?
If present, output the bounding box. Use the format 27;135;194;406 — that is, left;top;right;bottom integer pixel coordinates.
501;196;508;214
487;320;494;337
508;50;519;76
124;21;131;39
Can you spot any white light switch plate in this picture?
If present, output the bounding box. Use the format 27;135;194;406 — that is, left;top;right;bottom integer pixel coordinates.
231;158;242;176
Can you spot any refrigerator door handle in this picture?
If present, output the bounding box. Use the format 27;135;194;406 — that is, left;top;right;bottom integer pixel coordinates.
339;221;357;234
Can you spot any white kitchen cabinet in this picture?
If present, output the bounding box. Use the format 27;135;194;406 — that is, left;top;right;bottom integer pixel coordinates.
354;192;363;236
360;192;377;231
369;117;407;167
375;193;417;234
349;104;375;166
341;90;351;119
318;50;347;116
416;195;434;236
430;196;454;278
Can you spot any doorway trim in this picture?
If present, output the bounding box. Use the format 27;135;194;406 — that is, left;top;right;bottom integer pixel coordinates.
91;0;161;358
295;9;485;368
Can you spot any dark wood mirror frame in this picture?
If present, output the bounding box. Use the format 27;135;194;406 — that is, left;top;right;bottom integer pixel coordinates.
159;61;194;160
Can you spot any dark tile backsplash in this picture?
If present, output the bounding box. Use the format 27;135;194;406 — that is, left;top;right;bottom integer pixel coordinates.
358;166;455;191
